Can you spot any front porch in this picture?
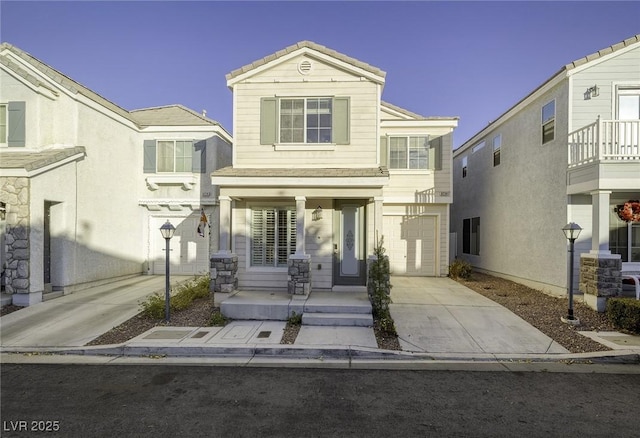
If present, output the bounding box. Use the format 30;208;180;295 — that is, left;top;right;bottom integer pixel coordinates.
218;289;373;327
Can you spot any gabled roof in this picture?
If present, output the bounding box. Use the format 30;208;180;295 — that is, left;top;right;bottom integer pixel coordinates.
226;40;386;85
0;43;227;132
455;34;640;154
130;105;221;127
1;43;137;125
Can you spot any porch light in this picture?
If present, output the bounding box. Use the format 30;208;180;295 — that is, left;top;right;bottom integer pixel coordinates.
585;85;599;99
562;222;582;325
312;205;323;221
160;220;176;322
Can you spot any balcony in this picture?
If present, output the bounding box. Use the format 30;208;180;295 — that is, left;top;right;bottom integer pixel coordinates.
567;117;640;194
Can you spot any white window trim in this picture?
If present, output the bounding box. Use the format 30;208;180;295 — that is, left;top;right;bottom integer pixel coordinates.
278;97;333;145
156;139;194;173
542;99;556;144
387;134;431;170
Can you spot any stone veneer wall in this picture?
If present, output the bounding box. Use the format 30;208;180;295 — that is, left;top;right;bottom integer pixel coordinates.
0;177;30;295
210;252;238;293
288;254;311;295
579;253;622;312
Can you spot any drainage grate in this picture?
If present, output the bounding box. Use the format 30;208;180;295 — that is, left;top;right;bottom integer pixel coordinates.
191;331;208;339
257;331;272;339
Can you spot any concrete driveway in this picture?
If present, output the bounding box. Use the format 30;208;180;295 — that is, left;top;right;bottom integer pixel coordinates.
389;276;569;355
0;275;191;347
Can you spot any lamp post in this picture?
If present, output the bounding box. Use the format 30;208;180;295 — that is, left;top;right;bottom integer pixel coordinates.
562;222;582;324
160;220;176;322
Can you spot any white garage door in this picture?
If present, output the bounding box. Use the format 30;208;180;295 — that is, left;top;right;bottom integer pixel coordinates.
383;215;437;276
150;215;210;275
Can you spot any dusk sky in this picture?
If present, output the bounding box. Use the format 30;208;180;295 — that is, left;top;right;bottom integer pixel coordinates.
2;1;639;149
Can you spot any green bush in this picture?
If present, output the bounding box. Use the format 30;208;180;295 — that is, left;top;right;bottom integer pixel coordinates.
606;298;640;334
288;311;302;326
209;309;228;326
140;275;211;319
449;259;472;280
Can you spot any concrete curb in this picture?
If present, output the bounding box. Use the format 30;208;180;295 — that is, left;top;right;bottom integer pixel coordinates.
2;344;639;365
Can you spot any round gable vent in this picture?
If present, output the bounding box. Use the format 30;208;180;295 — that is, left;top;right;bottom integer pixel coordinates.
298;60;313;75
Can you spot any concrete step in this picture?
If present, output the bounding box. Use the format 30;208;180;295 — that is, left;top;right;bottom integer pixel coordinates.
303;301;371;314
302;312;373;327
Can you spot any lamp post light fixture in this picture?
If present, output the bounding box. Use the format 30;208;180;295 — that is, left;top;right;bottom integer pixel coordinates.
562;222;582;325
160;220;176;322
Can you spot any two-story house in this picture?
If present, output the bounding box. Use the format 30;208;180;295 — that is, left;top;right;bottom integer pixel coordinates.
451;34;640;311
210;41;457;307
0;43;232;306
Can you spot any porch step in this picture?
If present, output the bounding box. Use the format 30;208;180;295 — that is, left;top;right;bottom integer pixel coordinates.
302;312;374;327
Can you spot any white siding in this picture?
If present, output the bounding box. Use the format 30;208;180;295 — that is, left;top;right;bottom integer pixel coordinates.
232;55;380;168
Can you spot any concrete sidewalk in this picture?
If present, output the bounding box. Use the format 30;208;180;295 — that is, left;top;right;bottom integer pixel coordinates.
1;275;639;365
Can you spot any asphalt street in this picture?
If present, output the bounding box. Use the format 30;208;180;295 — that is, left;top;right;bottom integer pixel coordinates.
2;364;639;437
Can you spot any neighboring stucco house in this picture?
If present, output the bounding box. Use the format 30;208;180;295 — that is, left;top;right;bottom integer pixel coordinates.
451;34;640;311
210;41;458;299
0;43;232;306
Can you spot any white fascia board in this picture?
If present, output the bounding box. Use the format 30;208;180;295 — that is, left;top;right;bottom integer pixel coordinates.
139;125;233;143
381;119;459;129
227;49;385;87
565;43;640;77
453;72;567;158
5;51;139;131
211;175;389;187
0;64;59;100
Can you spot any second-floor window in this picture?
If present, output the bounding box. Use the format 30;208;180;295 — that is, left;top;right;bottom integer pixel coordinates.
462;156;468;178
389;136;429;169
280;98;332;143
493;134;502;167
157;140;193;172
260;96;350;146
542;100;555;144
0;104;6;144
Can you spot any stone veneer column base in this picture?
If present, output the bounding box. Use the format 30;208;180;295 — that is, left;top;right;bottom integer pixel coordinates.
210;252;238;293
288;254;311;295
579;252;622;313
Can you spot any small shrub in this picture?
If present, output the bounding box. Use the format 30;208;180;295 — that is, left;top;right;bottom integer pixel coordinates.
140;275;211;319
140;293;165;319
449;259;472;280
288;311;302;326
606;298;640;334
209;309;228;326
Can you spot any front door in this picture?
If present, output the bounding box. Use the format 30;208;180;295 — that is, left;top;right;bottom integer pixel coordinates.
333;200;366;286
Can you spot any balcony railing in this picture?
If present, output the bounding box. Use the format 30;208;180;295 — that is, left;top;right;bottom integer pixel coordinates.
568;117;640;167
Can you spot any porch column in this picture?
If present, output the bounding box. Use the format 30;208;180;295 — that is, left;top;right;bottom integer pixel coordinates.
210;196;237;293
219;195;231;253
590;190;612;254
295;196;306;255
374;196;384;242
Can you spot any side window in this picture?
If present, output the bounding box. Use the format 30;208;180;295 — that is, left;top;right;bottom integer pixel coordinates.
542;100;555;144
493;134;501;167
463;217;480;255
462;156;468;178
